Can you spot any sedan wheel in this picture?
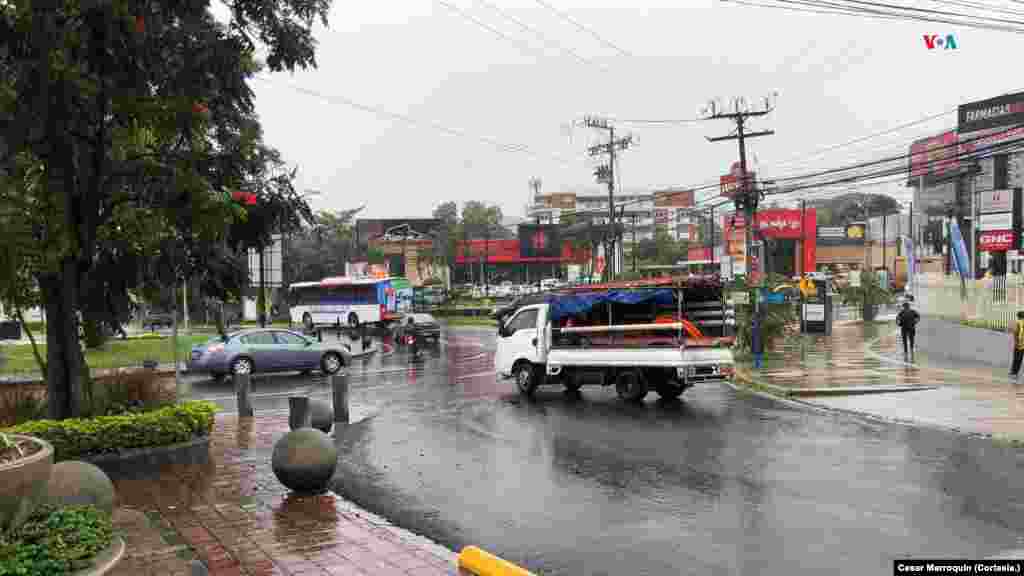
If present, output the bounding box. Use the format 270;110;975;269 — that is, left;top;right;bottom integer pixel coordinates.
230;357;252;376
321;352;343;375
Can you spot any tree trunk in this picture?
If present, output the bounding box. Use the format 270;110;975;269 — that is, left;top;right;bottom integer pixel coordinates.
39;260;86;420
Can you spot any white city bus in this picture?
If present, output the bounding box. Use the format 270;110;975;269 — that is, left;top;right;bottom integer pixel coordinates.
288;276;401;330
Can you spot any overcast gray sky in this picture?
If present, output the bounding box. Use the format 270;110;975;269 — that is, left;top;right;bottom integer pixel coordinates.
248;0;1016;219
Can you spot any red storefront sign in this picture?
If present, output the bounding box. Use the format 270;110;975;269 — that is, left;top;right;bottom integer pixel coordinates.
722;208;817;273
978;230;1015;251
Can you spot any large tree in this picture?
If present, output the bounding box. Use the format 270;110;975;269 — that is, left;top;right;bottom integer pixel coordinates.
0;0;330;418
285;206;364;282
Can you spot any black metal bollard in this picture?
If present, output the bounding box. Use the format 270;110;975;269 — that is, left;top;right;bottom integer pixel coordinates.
331;373;349;424
234;373;254;418
288;396;311;430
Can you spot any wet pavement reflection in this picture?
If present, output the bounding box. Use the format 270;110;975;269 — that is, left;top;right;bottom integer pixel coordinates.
175;323;1024;575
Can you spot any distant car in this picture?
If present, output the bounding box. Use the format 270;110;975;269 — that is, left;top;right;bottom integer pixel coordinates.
142;313;173;330
187;328;351;380
396;313;441;344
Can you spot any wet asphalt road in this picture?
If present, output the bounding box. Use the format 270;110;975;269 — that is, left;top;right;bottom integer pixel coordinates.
187;325;1024;576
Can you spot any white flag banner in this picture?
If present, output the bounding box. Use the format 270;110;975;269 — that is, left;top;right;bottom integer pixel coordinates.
902;235;915;294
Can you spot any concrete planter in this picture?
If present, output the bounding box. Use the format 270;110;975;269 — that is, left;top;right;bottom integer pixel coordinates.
0;434;54;533
72;535;126;576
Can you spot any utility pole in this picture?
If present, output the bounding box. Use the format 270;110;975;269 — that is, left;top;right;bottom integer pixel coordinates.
585;116;632;281
705;96;774;368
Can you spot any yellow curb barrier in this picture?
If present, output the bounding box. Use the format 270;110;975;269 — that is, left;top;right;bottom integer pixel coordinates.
458;546;536;576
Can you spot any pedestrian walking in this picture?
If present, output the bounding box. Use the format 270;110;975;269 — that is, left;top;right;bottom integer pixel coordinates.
896;302;920;361
1010;311;1024;380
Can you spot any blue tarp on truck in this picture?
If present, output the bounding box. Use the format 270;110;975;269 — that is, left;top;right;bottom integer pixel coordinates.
544;289;676;322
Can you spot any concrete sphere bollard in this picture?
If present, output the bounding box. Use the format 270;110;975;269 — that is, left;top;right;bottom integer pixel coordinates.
271;429;338;494
44;461;116;516
308;399;334;434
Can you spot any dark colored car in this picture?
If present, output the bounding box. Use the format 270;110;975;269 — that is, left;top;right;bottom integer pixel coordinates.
187;328;351;380
396;313;441;344
142;312;174;330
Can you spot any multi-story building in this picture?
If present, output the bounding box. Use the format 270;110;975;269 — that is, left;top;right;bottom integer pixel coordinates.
527;189;697;243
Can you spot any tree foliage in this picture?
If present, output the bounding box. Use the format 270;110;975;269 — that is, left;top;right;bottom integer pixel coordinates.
285;207;364;282
0;0;331;418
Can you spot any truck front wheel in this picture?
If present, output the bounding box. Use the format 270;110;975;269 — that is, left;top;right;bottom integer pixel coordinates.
615;369;648;402
514;362;540;397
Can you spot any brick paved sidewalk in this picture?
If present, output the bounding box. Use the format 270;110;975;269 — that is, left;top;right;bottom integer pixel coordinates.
108;413;457;576
740;322;1024;438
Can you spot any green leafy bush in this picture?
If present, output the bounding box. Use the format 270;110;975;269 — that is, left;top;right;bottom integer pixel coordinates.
839;270;893;321
0;505;113;576
728;274;797;353
2;401;218;461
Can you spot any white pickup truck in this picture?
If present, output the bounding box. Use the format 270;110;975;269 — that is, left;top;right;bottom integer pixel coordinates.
495;302;735;401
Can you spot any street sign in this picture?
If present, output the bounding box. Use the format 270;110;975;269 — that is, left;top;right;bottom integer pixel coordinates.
731;291;749;305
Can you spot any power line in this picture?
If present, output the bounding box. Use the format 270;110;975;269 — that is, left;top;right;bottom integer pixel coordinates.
731;0;1024;32
471;0;608;72
435;0;549;59
531;0;634;57
253;75;576;164
738;0;1024;33
766;107;957;170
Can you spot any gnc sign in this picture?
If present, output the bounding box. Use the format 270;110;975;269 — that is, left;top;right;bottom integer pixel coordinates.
979;230;1015;252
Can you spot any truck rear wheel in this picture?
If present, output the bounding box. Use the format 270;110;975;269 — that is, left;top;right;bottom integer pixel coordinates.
615;369;648;402
655;381;685;400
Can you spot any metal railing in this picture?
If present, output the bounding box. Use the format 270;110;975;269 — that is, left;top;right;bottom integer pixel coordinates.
914;273;1024;332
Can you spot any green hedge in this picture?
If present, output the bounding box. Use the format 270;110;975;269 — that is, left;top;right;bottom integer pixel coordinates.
3;401;218;461
0;505;113;575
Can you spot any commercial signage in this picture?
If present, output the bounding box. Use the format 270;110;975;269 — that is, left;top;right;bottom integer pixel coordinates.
816;223;866;245
720;162;755;199
908;131;959;184
979;212;1012;231
958;92;1024;134
979;230;1016;252
804;304;825;322
654;209;670;225
653;189;694;208
755;209;804;238
518;224;562;258
541;193;576;209
980;189;1013;214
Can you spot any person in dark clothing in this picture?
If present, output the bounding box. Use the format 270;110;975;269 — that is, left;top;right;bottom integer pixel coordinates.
896;302;920;361
1010;311;1024;380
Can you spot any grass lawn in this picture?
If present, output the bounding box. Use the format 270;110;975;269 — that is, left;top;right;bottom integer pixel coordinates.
441;316;498;327
0;333;211;375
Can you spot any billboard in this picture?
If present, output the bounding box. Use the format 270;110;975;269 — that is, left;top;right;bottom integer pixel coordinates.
979;189;1013;214
979;230;1015;252
653;189;694;208
540;193;576;209
958;91;1024;134
817;223;866;245
958;92;1024;159
518;224;562;258
908;131;959;184
356;219;440;249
